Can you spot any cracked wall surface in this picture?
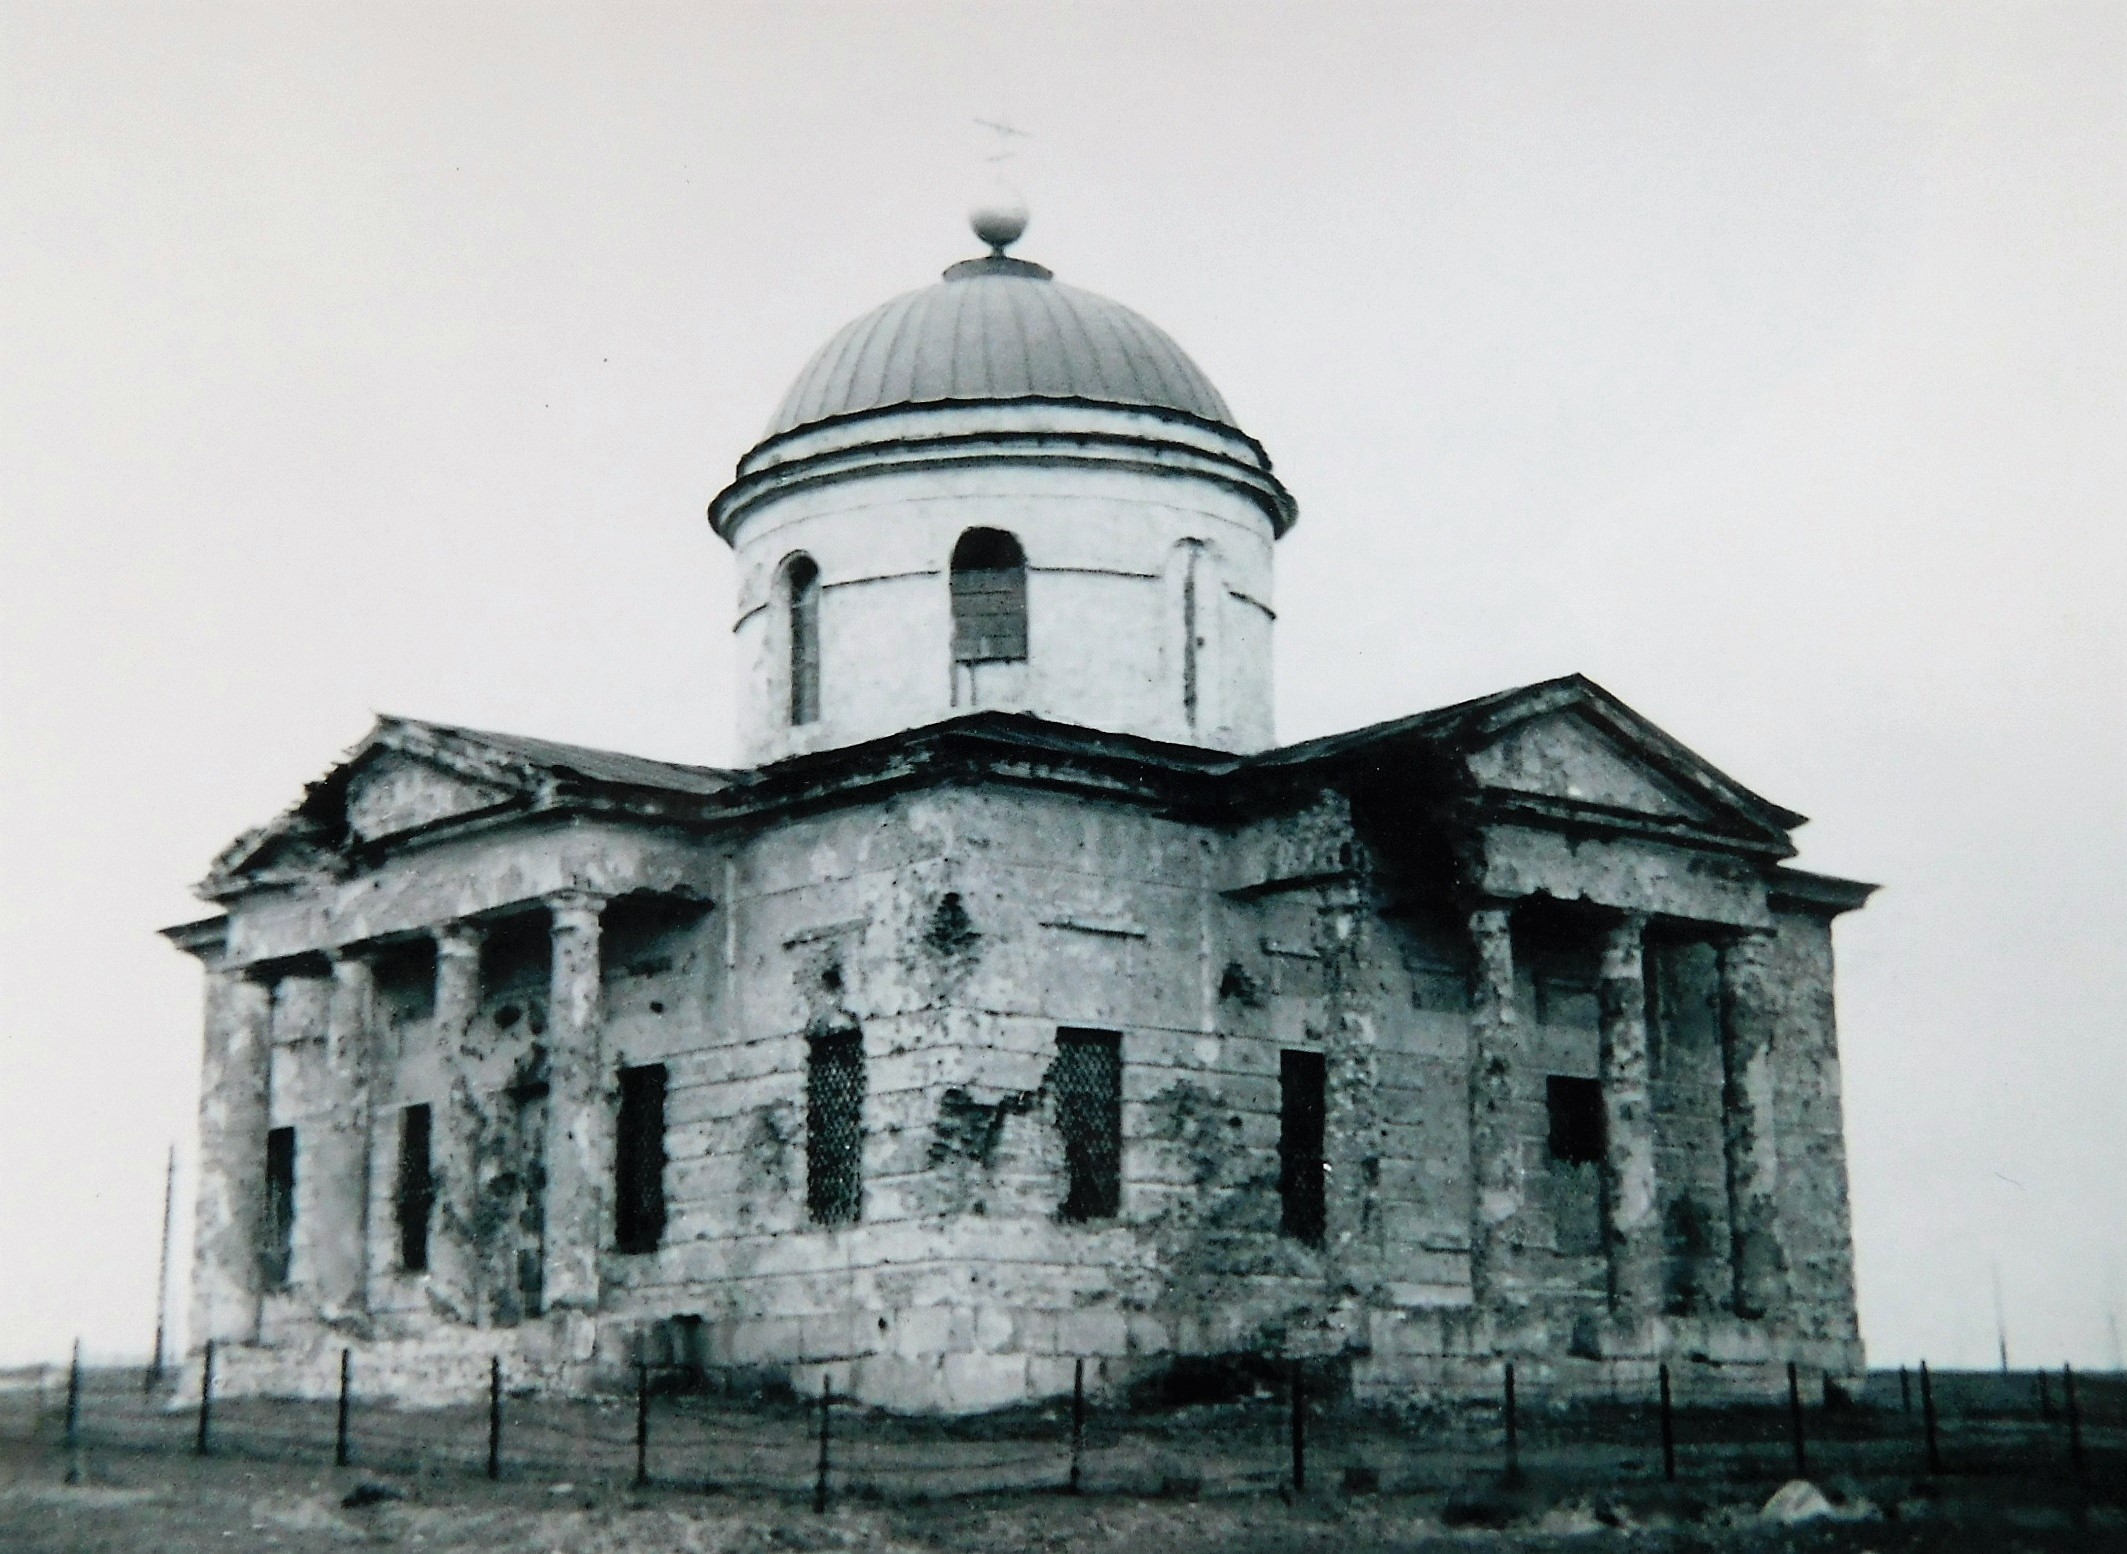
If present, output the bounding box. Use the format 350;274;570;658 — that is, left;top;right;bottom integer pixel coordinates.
177;702;1868;1413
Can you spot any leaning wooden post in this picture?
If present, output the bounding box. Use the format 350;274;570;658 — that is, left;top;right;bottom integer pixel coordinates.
1786;1361;1807;1479
1069;1358;1085;1495
634;1362;650;1490
1658;1362;1676;1482
812;1374;832;1513
1503;1362;1519;1480
2064;1363;2085;1480
1919;1360;1941;1475
335;1349;352;1467
64;1339;83;1485
148;1145;177;1395
486;1357;502;1481
1289;1360;1307;1494
196;1340;216;1457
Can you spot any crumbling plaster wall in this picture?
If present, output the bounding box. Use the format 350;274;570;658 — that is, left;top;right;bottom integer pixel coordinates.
1761;907;1863;1366
199;756;1863;1408
1646;939;1738;1321
612;782;1528;1411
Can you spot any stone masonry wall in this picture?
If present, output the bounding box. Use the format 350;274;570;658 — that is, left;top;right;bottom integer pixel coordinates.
195;768;1863;1410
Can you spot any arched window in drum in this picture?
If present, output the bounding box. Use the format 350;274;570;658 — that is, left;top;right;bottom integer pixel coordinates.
783;554;821;726
949;529;1028;665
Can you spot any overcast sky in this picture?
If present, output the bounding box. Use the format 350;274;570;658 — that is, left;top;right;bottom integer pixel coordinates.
3;2;2121;1371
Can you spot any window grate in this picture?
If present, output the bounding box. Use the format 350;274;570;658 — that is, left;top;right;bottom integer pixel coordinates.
1279;1050;1326;1246
614;1064;668;1254
263;1125;297;1288
950;529;1028;663
807;1031;864;1226
1547;1075;1606;1165
395;1104;433;1273
1054;1030;1122;1221
786;555;821;726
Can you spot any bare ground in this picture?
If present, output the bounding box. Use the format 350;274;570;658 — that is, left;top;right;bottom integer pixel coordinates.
4;1435;2122;1554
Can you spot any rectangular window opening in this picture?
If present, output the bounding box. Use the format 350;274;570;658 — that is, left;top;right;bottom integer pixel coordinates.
1054;1029;1123;1222
1279;1050;1327;1247
806;1030;864;1226
263;1125;297;1289
1547;1075;1606;1165
395;1104;433;1273
615;1063;669;1254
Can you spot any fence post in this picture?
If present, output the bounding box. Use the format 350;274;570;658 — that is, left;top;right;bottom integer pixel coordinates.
1658;1362;1676;1483
1899;1364;1910;1413
486;1357;502;1481
1919;1360;1941;1475
196;1340;215;1457
1289;1360;1307;1495
336;1349;352;1467
635;1362;650;1490
1503;1361;1519;1481
2064;1363;2085;1481
1787;1361;1807;1479
64;1339;83;1485
2037;1368;2053;1419
812;1373;832;1513
148;1145;177;1396
1069;1357;1085;1495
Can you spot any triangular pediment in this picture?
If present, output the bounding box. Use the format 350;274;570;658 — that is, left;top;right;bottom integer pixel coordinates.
342;749;517;842
1442;678;1803;851
1466;710;1711;823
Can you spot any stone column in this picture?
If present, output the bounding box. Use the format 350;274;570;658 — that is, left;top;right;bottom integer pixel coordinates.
1466;903;1526;1311
1598;914;1661;1325
542;891;608;1313
311;952;377;1317
431;921;485;1323
1719;932;1786;1320
191;968;273;1346
266;972;331;1304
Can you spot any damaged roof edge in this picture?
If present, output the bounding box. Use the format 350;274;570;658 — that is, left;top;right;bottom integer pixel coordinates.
161;915;230;960
1767;866;1879;916
195;682;1843;900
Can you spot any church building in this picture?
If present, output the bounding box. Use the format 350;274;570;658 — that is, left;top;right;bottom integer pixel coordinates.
166;210;1873;1412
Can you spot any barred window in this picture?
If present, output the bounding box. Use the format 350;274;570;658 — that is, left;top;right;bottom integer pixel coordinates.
1547;1075;1605;1165
394;1104;433;1273
1054;1029;1122;1221
263;1125;297;1288
950;528;1028;664
807;1030;864;1226
1178;540;1204;728
615;1063;668;1254
785;554;821;726
1279;1050;1326;1246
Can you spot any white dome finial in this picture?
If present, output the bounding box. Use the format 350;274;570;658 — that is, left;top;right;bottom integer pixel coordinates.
970;201;1028;254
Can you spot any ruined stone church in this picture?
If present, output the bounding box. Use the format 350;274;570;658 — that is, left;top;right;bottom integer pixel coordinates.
167;212;1872;1412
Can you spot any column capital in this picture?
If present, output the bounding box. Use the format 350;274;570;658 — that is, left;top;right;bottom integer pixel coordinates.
433;920;486;957
546;889;609;930
1466;899;1516;935
1600;913;1648;977
324;945;376;977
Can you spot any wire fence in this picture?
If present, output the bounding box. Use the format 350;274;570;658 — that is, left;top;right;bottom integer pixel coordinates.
4;1351;2120;1506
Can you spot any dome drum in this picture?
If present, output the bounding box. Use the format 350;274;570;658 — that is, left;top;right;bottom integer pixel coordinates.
712;224;1293;765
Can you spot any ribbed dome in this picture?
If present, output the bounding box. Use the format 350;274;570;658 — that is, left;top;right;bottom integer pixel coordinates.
765;255;1236;439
